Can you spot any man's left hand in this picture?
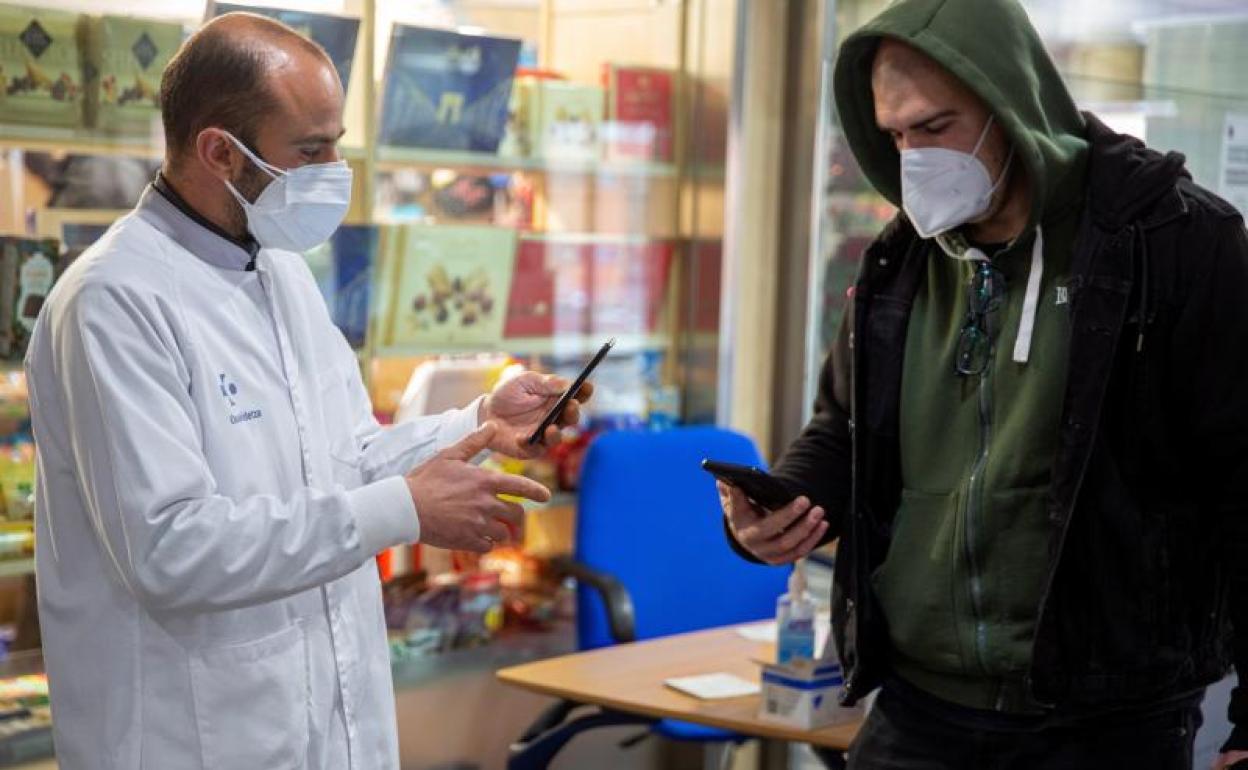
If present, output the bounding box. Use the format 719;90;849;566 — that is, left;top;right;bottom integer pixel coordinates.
480;371;594;458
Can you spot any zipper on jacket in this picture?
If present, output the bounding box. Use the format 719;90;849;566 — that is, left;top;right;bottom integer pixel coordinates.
961;257;1001;684
964;359;993;680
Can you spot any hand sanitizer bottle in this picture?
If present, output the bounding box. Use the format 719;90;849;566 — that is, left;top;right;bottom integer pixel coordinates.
776;564;815;664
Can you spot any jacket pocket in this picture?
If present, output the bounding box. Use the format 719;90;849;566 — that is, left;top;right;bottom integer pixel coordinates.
870;487;966;672
190;623;310;770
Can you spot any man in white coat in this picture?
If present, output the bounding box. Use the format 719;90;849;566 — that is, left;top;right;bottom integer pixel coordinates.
25;13;591;770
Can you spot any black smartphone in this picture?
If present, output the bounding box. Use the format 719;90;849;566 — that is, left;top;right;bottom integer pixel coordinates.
701;459;797;511
526;338;615;445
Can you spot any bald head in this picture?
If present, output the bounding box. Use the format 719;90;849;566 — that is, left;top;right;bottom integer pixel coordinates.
160;12;339;167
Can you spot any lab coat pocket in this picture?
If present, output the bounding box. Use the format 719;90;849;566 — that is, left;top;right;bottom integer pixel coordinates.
190;623;310;770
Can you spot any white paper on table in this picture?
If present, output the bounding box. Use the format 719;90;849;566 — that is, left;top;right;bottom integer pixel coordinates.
664;673;761;700
737;622;778;643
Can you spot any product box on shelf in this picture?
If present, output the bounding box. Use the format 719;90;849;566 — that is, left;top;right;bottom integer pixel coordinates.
379;25;521;153
531;80;603;161
588;240;672;335
503;237;672;340
0;237;60;361
81;15;183;134
503;237;589;339
373;223;517;350
602;64;675;162
304;225;375;349
208;3;359;95
0;5;87;128
497;70;561;159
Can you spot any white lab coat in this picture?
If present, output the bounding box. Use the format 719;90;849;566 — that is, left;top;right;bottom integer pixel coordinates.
26;186;480;770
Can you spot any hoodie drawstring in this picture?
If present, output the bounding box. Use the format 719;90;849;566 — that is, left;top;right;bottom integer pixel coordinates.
1012;226;1044;364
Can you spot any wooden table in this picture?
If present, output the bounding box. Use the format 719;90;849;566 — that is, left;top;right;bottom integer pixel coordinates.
497;623;861;750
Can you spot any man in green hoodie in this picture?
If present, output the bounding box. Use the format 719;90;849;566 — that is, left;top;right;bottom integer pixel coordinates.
721;0;1248;768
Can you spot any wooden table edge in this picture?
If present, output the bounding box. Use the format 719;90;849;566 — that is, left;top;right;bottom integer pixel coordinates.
496;665;859;749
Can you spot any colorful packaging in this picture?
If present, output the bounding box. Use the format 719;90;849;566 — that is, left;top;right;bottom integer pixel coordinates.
379;25;521;152
0;237;60;361
603;64;675;162
587;240;672;335
531;80;603;161
497;74;536;158
0;439;34;521
0;5;86;128
503;237;591;339
81;15;183;134
373;223;516;351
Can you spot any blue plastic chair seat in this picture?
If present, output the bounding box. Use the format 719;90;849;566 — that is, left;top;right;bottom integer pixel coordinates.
654;719;742;743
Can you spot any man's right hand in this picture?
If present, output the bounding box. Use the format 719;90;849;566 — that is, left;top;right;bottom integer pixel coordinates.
720;482;828;565
406;422;551;553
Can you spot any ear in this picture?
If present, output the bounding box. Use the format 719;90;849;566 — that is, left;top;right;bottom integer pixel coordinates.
195;128;241;184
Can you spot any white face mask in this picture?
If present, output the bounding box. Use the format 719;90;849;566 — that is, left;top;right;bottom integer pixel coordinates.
222;132;353;252
900;115;1013;239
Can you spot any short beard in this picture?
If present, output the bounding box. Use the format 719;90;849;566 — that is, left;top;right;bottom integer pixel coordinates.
227;163;271;240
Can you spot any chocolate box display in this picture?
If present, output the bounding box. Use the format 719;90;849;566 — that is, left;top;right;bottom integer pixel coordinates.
0;5;87;128
81;14;183;134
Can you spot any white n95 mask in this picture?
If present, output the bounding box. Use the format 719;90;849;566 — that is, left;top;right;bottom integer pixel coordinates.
900;115;1013;239
222;132;353;252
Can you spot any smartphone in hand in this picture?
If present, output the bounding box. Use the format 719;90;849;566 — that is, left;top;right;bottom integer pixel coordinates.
701;459;797;511
526;338;614;446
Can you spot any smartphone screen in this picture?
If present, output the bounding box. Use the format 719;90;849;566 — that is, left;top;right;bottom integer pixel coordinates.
526;338;615;445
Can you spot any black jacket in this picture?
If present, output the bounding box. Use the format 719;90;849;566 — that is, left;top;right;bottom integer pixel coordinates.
751;115;1248;745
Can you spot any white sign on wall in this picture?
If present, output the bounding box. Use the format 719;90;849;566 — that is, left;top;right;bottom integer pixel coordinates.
1221;113;1248;218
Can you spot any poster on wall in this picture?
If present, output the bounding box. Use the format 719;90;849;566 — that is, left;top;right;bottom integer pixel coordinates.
1220;113;1248;217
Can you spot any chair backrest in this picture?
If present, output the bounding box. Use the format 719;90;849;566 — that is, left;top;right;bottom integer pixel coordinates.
574;426;790;650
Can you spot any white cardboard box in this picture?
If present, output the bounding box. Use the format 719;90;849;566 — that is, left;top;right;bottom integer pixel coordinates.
757;657;863;729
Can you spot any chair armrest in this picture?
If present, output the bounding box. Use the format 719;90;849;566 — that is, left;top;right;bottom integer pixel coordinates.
551;556;637;644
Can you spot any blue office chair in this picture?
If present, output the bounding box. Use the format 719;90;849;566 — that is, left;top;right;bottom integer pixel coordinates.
508;426;791;769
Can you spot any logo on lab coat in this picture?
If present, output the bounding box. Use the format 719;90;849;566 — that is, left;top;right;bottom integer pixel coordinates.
219;374;238;406
220;373;263;425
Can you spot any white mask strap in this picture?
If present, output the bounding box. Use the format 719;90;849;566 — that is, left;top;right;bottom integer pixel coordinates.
970;114;995;157
973;114;1014;197
988;144;1015;197
223;180;250;209
223;131;284;179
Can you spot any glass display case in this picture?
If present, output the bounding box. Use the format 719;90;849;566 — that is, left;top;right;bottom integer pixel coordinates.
0;1;740;765
0;0;732;423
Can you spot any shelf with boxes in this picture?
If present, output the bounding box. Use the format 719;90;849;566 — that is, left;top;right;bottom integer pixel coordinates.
0;5;182;151
374;144;679;179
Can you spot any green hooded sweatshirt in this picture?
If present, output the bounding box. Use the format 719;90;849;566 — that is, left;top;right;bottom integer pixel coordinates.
832;0;1090;711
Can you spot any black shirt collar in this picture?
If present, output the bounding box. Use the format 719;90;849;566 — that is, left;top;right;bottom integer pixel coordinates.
151;172;260;269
